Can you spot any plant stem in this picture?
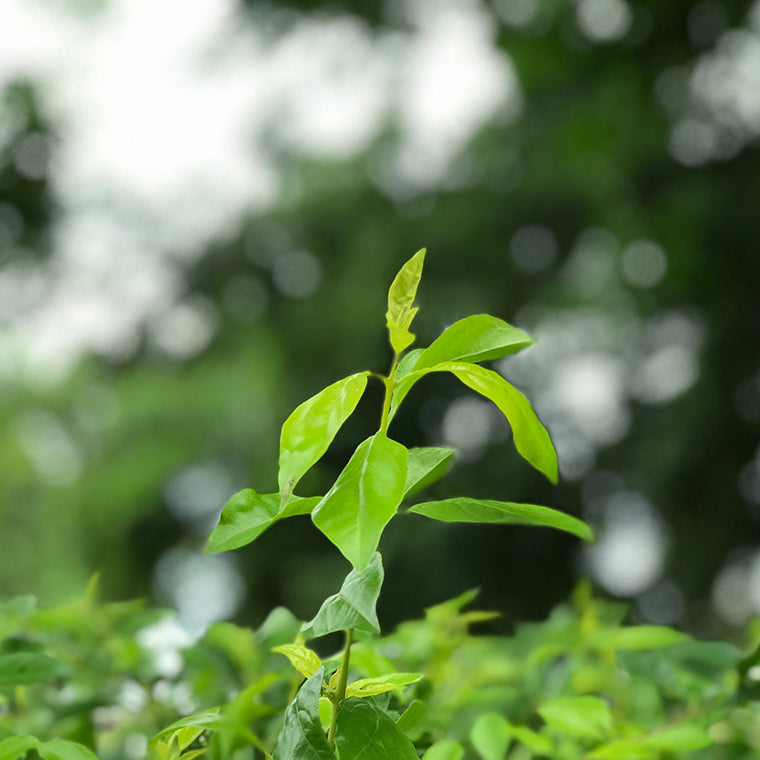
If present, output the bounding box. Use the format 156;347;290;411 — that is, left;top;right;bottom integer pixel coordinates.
379;354;399;434
327;628;354;749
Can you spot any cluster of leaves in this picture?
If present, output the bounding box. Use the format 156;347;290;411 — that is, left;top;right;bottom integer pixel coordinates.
4;251;759;758
2;580;760;759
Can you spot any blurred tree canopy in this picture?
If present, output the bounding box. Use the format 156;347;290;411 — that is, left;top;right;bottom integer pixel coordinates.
1;0;759;637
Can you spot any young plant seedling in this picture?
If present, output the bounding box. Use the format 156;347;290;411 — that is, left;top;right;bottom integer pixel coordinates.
206;249;593;758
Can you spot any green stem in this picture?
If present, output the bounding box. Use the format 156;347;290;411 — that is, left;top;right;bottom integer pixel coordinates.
327;628;354;749
379;354;399;434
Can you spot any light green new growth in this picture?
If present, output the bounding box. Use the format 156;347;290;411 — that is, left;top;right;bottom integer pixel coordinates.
206;249;593;758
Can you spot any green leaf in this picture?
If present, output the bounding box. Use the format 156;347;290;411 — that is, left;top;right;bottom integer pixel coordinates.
471;713;509;760
395;348;424;382
0;652;69;687
312;433;407;570
206;490;320;553
153;708;258;744
391;362;557;482
410;498;593;542
278;372;369;495
335;698;418;760
403;446;455;497
538;696;614;740
345;672;422;698
642;723;713;751
273;644;323;679
38;741;100;760
0;736;39;760
422;740;465;760
301;553;383;638
386;249;425;354
413;315;534;370
600;625;689;650
272;669;333;760
395;700;425;734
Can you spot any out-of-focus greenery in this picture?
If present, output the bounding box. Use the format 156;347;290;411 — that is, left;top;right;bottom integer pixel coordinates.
1;0;759;635
2;583;760;759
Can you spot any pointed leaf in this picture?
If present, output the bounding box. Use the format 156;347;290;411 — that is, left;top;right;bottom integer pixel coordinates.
599;625;688;650
0;736;40;760
302;553;383;638
471;713;509;760
345;672;422;698
404;447;456;497
0;652;69;687
386;249;425;354
410;498;593;542
335;698;418;760
206;490;320;553
273;644;323;679
312;434;407;570
278;372;369;495
396;700;425;734
395;348;424;382
413;315;534;370
153;708;260;745
391;362;557;481
38;741;100;760
272;669;333;760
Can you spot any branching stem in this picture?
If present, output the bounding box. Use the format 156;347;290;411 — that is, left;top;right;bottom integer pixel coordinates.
379;354;399;434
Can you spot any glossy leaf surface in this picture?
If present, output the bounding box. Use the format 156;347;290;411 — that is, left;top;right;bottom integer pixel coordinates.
335;698;418;760
301;552;383;638
413;315;534;370
386;249;425;353
410;498;593;542
278;372;369;495
345;672;422;698
403;447;455;497
272;644;322;679
272;669;333;760
391;362;557;482
312;433;407;570
206;490;320;553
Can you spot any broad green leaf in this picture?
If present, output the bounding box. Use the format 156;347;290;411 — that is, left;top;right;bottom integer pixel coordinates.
278;372;369;495
413;315;534;370
272;669;333;760
422;740;465;760
538;696;614;740
507;726;554;755
206;490;320;553
345;672;422;698
410;498;593;542
391;362;557;482
471;713;509;760
0;652;69;687
312;433;407;570
642;723;713;751
403;447;455;498
273;644;322;679
335;698;418;760
38;741;100;760
599;625;689;650
395;700;425;734
153;709;258;744
395;348;424;382
301;552;383;638
0;736;39;760
386;249;425;354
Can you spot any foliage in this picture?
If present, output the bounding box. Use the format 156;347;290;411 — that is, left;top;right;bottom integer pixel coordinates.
3;253;758;758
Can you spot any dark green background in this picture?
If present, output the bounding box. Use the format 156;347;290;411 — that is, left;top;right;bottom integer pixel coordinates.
1;0;759;638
